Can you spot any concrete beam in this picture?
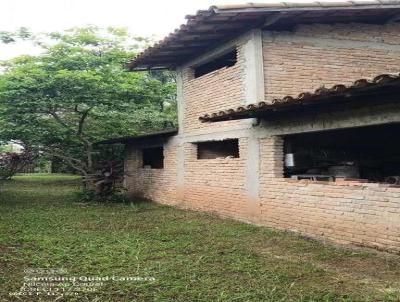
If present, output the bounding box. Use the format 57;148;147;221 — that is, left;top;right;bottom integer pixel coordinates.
257;102;400;136
263;31;400;52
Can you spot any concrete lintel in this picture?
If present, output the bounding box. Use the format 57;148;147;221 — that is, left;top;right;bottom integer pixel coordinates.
181;127;255;143
257;102;400;136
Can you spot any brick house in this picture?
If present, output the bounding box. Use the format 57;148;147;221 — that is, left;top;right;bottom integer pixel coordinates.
103;1;400;253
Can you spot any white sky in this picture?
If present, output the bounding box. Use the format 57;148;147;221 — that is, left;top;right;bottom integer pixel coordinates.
0;0;367;59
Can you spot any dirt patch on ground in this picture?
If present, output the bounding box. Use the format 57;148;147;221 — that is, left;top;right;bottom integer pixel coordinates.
0;245;17;253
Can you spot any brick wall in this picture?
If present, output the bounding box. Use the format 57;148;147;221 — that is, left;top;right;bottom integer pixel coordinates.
296;23;400;45
182;42;249;134
124;139;179;205
263;23;400;102
259;136;400;253
124;22;400;253
180;138;253;220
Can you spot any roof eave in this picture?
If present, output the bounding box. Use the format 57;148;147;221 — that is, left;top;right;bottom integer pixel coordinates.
213;2;400;12
126;1;400;71
97;129;178;145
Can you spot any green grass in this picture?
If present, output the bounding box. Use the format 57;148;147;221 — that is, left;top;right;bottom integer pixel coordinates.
14;173;81;181
0;174;399;302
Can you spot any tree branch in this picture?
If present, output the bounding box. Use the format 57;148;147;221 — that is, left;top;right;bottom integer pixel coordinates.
47;110;73;132
41;147;88;176
77;107;93;136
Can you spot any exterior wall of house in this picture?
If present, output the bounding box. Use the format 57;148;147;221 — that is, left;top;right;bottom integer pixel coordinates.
257;22;400;253
124;22;400;253
181;53;246;134
125;30;264;222
179;138;252;219
179;30;263;135
263;23;400;101
259;136;400;254
124;137;179;205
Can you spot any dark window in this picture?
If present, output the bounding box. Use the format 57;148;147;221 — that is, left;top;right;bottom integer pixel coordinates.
197;139;239;159
142;147;164;169
284;123;400;184
194;50;237;78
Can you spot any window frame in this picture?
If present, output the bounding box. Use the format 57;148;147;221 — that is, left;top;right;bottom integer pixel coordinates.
192;48;237;79
142;146;164;169
195;139;240;160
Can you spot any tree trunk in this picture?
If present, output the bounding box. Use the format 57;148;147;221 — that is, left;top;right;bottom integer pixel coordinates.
86;142;94;174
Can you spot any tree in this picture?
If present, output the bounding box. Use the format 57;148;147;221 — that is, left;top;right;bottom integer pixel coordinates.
0;27;32;44
0;27;176;183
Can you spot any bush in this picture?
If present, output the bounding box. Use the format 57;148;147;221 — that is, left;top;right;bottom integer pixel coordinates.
76;187;128;203
0;150;37;180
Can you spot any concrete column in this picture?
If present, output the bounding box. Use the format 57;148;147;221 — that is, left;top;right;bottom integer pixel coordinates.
175;68;186;201
176;68;185;134
244;136;261;222
243;29;265;105
245;137;260;197
242;30;265;221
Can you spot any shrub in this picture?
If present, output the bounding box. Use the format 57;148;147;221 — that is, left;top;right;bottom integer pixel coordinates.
0;150;38;180
76;187;128;203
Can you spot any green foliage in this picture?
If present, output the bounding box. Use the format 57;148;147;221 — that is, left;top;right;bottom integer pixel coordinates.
76;187;128;203
0;27;32;44
35;156;52;173
0;27;176;177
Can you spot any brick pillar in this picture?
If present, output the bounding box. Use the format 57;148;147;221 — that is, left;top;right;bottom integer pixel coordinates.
260;136;284;182
124;146;142;194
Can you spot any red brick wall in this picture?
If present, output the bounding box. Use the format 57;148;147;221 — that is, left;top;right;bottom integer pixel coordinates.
296;23;400;45
259;136;400;254
182;42;249;134
124;140;179;205
263;23;400;102
124;23;400;253
180;138;253;220
125;138;254;221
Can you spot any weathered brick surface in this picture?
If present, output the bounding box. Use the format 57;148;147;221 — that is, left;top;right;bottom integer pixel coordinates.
296;23;400;45
263;23;400;102
125;137;254;221
182;42;250;134
180;138;253;220
259;136;400;253
124;23;400;253
124;140;179;205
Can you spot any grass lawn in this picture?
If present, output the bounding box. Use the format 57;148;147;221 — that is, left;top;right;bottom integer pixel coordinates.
1;174;400;302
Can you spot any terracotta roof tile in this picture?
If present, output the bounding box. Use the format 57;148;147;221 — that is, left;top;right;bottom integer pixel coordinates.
127;1;400;70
